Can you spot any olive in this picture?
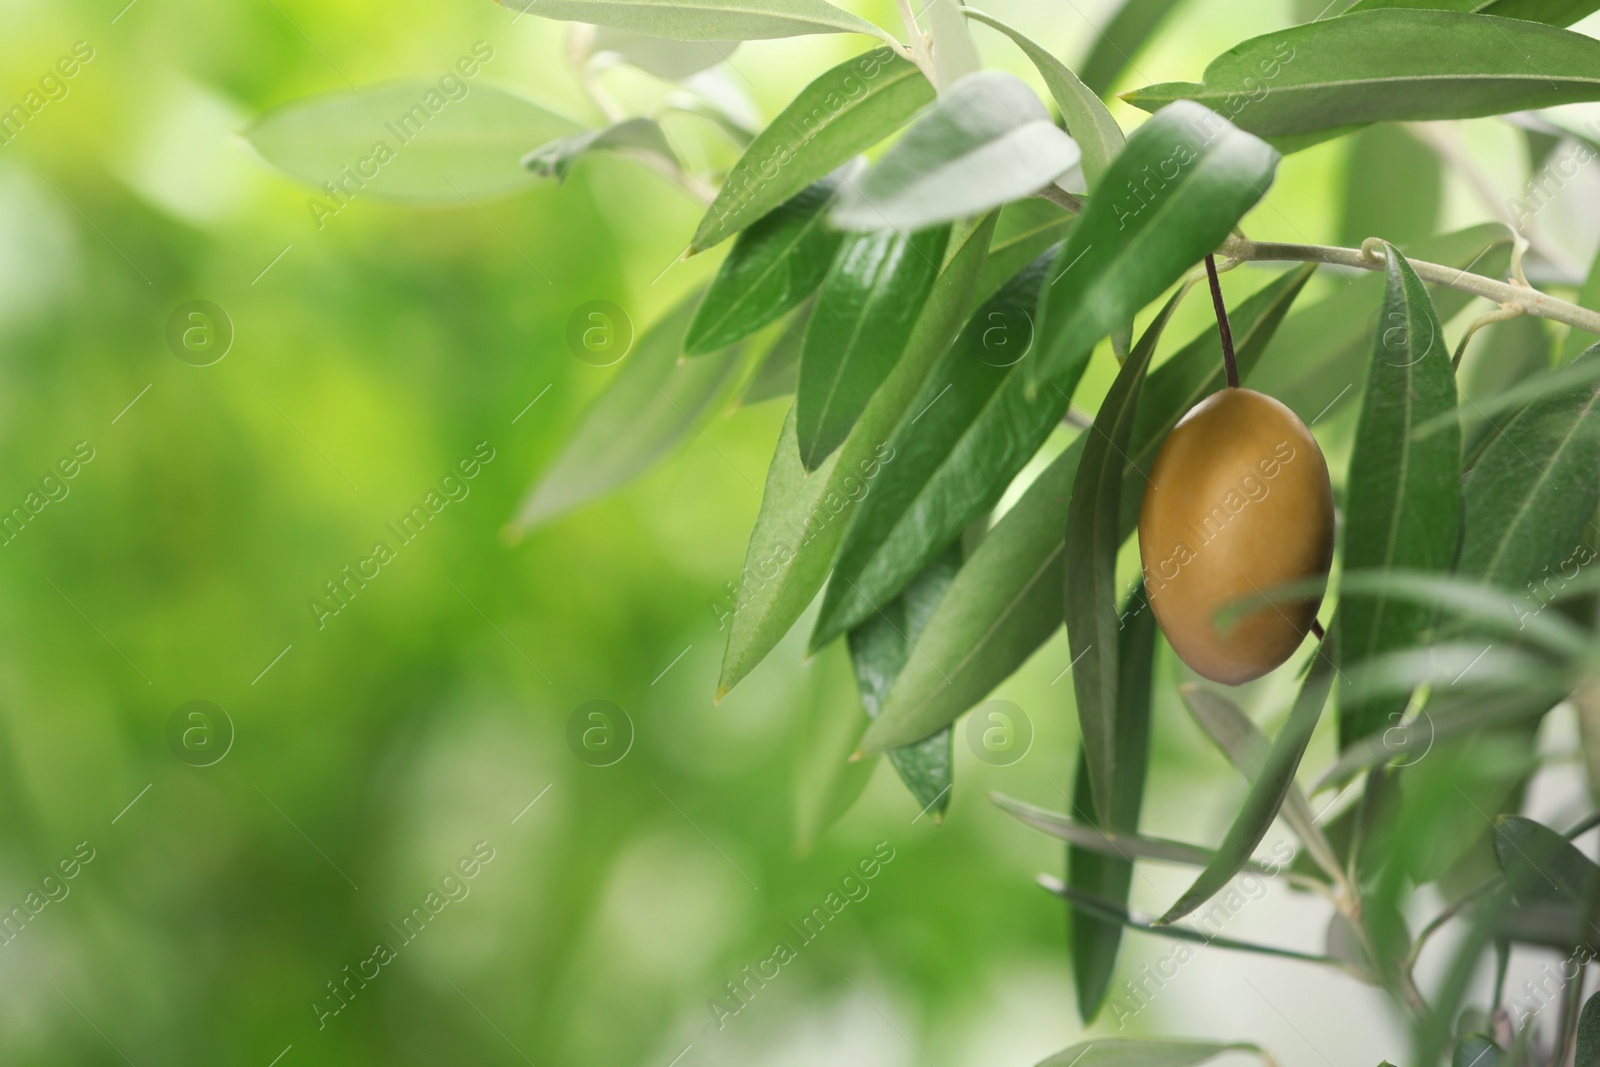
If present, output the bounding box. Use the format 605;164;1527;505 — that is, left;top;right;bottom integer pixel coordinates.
1137;388;1334;685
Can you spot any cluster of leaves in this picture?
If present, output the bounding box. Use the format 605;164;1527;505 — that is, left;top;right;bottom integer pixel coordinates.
249;0;1600;1061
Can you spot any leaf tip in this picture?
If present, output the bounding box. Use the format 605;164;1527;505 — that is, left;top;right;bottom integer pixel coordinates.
847;747;867;764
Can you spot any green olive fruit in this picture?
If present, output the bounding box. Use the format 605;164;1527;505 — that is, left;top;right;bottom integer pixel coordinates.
1137;387;1334;685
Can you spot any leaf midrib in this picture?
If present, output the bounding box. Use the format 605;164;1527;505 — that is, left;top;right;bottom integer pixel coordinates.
1148;71;1600;106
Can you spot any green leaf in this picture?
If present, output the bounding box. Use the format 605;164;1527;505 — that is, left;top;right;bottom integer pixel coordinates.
1030;101;1279;388
993;793;1219;867
964;9;1124;188
738;304;809;406
1124;12;1600;150
1312;684;1568;792
1337;125;1441;247
1066;292;1187;821
522;118;677;182
717;213;997;700
1348;0;1600;26
1494;815;1600;906
1069;582;1156;1021
1577;991;1600;1067
1158;639;1337;924
1335;246;1461;745
246;82;578;202
1078;0;1193;97
1056;1035;1264;1067
691;49;934;252
1249;225;1513;425
858;434;1084;754
832;72;1081;233
972;198;1074;306
513;292;743;529
927;0;983;88
1177;685;1342;880
792;643;878;856
1458;344;1600;593
496;0;889;41
686;163;856;355
796;225;951;470
1122;264;1318;530
811;245;1062;646
1458;315;1553;466
847;545;961;819
588;27;739;79
1042;877;1333;964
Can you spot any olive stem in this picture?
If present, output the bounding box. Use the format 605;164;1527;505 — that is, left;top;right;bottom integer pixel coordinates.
1204;254;1240;388
1219;235;1600;338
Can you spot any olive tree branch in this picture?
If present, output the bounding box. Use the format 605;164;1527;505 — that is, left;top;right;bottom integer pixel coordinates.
1219;235;1600;338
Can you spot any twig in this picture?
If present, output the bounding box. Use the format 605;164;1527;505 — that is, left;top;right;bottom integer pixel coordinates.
1204;254;1239;388
1033;183;1086;214
1219;235;1600;338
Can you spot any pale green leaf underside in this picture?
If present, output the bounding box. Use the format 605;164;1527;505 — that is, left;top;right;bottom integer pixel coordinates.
496;0;888;41
247;81;577;201
833;70;1081;232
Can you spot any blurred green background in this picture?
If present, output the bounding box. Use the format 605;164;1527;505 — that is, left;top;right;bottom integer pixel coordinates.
4;0;1600;1063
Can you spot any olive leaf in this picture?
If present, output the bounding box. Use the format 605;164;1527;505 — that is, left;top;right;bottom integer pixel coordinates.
691;49;933;252
1494;815;1600;909
1066;291;1186;822
1335;246;1461;746
796;225;951;470
246;82;577;201
1030;100;1279;389
717;214;997;700
512;291;744;530
811;245;1061;647
963;9;1125;189
1312;684;1568;792
847;545;962;820
1347;0;1600;26
1457;343;1600;592
831;71;1082;233
686;162;858;355
496;0;891;42
1578;991;1600;1067
1070;582;1156;1021
1157;637;1337;925
1124;11;1600;151
1178;685;1342;881
993;793;1218;867
1044;877;1332;964
522;118;677;182
588;27;739;79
